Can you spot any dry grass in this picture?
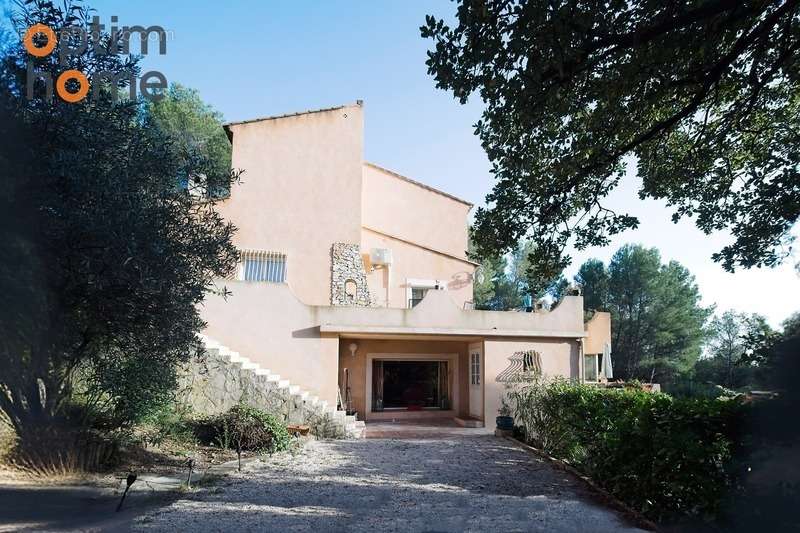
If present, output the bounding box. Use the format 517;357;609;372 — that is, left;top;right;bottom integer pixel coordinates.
0;416;239;486
0;422;119;482
10;448;96;479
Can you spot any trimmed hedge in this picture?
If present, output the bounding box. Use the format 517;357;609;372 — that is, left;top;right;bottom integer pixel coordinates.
508;378;744;521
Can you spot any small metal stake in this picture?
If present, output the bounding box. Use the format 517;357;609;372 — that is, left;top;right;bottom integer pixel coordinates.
116;472;137;512
186;458;195;488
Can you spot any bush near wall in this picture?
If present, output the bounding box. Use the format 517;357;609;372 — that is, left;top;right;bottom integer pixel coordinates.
507;378;745;522
196;405;292;456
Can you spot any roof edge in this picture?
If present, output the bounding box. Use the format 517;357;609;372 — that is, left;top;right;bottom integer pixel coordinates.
364;162;473;207
224;100;363;129
319;325;587;338
362;225;480;267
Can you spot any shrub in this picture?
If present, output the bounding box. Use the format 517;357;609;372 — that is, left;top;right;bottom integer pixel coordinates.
136;403;198;448
507;377;745;522
5;425;122;477
201;405;291;470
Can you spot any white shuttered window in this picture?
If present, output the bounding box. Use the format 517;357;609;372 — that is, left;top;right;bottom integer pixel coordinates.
239;250;286;283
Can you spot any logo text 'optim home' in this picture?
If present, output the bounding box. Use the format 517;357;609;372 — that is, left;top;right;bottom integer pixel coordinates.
24;16;169;103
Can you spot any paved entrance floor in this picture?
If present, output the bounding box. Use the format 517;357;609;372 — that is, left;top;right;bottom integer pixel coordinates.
364;418;491;439
134;435;644;532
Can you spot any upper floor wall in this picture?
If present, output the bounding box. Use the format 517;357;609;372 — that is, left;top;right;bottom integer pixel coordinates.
361;163;472;260
219;101;475;309
220;104;364;306
361;163;475;309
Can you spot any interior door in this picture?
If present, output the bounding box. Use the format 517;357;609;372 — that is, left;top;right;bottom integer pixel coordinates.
469;344;482;418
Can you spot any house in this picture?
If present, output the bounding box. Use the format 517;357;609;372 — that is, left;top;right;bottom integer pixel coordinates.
199;101;611;430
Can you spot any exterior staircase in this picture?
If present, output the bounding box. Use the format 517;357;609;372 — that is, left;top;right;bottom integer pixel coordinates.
193;335;365;439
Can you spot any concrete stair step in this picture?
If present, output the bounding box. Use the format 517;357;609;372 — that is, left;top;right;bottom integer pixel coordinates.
200;335;356;439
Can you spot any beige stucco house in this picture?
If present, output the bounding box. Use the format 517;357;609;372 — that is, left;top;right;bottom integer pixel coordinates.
200;101;611;430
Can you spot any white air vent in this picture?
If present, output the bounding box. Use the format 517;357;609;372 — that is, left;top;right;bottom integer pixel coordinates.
370;248;393;266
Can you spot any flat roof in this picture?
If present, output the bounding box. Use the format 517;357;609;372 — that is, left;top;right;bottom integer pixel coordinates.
320;324;587;338
364;162;473;207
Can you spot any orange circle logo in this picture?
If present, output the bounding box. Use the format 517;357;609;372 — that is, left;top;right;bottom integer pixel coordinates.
23;24;57;57
56;70;90;103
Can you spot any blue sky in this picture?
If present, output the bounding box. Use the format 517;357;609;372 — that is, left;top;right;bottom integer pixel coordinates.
13;0;800;327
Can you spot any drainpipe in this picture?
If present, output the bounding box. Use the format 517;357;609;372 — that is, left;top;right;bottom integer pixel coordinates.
385;264;391;308
578;338;585;384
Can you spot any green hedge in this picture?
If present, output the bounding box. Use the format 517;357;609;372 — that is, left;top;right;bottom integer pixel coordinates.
508;378;744;521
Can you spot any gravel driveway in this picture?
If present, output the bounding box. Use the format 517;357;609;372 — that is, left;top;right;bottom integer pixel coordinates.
134;435;643;532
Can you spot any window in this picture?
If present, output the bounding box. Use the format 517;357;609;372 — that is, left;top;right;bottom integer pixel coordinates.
470;352;481;385
409;287;429;308
522;351;541;374
584;353;602;382
240;250;286;283
406;279;445;308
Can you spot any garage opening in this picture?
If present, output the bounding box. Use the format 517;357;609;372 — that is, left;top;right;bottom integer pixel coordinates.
372;360;450;411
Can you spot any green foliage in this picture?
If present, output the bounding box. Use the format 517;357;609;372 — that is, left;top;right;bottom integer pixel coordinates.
422;1;800;282
471;245;523;310
508;378;745;521
780;311;800;339
714;319;800;531
203;405;291;457
694;311;770;390
472;239;564;309
0;0;239;445
137;403;197;448
145;83;232;196
575;259;608;315
575;245;710;384
742;311;800;394
470;236;504;309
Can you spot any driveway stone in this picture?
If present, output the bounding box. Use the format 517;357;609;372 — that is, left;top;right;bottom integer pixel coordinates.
134;435;644;532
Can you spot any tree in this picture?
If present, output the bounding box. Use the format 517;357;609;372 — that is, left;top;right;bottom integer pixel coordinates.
696;311;767;388
422;1;800;288
0;0;238;457
575;259;609;314
472;253;503;309
576;245;710;383
741;309;799;387
472;239;553;310
145;83;232;195
780;311;800;338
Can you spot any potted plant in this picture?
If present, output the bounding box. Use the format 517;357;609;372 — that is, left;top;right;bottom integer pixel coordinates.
496;397;514;431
